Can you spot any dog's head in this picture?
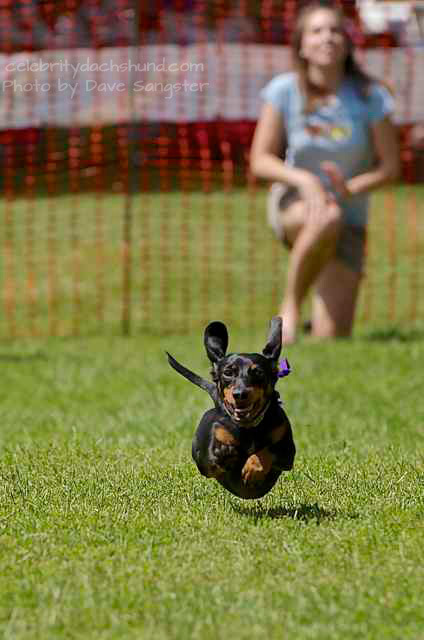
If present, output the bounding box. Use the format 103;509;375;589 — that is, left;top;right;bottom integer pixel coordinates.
204;317;283;427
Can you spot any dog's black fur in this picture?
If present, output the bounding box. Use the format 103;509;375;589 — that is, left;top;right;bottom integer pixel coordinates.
167;317;295;499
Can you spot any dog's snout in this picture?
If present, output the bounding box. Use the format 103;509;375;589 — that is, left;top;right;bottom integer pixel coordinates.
232;387;249;401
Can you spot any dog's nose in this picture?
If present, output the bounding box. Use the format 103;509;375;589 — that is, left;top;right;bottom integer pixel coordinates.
232;387;248;401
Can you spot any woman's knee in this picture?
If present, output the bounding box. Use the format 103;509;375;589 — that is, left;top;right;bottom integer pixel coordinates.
268;197;342;248
306;203;343;243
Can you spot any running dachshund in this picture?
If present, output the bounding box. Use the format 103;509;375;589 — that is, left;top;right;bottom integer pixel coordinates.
167;317;295;499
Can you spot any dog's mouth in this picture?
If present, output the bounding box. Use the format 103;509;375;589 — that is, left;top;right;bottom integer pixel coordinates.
224;398;266;425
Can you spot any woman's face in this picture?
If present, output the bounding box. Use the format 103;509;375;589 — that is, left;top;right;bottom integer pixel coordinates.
300;8;347;69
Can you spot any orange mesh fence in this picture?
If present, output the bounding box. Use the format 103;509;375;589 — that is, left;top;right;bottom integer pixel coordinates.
0;0;423;338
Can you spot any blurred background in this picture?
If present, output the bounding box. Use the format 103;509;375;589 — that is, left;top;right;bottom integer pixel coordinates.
0;0;423;338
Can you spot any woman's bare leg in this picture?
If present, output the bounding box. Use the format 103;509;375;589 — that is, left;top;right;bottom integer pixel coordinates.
311;258;361;338
276;200;343;343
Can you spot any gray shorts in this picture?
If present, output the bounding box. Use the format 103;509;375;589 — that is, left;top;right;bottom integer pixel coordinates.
267;183;366;275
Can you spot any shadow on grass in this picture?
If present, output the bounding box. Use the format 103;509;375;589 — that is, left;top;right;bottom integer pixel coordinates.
362;327;424;343
231;501;359;525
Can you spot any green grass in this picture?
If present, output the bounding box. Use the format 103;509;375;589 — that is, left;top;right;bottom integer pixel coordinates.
0;330;423;639
0;185;423;638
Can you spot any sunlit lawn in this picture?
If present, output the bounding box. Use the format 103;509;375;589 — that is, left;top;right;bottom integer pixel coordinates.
0;185;423;638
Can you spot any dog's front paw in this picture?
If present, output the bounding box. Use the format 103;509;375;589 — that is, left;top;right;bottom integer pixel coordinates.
241;454;265;486
211;441;239;470
204;442;239;478
211;424;240;469
242;451;272;486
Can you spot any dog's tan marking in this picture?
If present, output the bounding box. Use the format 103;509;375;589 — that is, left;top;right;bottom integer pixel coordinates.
247;386;267;416
214;425;239;446
223;386;235;404
223;384;265;406
250;386;265;404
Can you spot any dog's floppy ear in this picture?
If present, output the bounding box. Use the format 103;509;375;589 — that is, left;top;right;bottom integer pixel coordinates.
262;316;282;361
204;321;229;363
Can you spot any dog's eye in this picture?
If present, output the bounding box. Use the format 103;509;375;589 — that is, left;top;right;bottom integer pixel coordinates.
222;367;236;378
250;368;265;382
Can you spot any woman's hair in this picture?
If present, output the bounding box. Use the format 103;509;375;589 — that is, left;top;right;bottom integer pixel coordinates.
291;1;373;108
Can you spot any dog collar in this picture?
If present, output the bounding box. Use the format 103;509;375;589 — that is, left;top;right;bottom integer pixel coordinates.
278;358;291;378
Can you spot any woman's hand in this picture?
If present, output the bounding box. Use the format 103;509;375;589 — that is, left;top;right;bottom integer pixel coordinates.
294;169;333;222
320;161;351;198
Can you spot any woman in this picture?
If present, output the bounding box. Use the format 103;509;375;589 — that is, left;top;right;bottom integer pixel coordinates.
250;0;400;344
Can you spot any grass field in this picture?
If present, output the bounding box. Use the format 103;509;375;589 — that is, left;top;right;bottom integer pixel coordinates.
0;185;423;639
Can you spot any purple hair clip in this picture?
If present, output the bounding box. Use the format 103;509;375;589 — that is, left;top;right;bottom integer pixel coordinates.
278;358;291;378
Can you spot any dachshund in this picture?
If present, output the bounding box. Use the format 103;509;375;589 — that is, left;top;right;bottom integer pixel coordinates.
167;317;295;499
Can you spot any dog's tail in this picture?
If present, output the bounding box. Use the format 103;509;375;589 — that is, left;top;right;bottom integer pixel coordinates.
166;352;217;403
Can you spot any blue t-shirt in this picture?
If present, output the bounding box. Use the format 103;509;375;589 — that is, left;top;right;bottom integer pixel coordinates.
260;72;394;226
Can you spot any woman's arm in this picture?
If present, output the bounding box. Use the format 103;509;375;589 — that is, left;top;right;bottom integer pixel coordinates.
249;103;286;179
322;116;400;197
249;103;330;213
347;115;400;194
